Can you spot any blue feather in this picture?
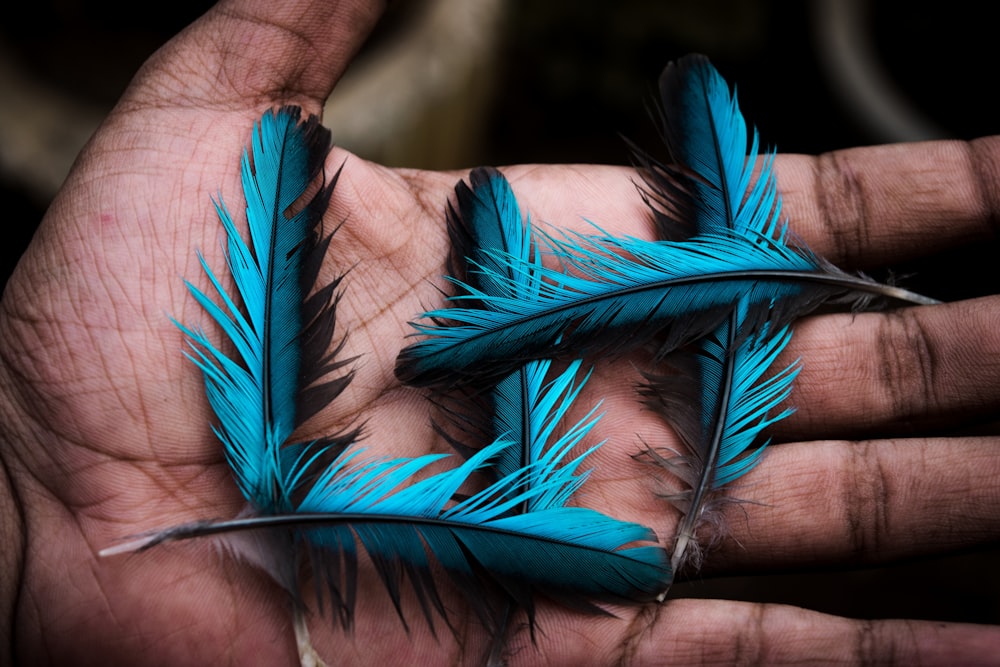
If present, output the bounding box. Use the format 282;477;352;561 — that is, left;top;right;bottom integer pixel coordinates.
295;439;669;628
397;61;935;388
492;357;602;510
395;226;935;387
440;167;667;644
634;55;804;575
447;167;540;304
448;168;601;496
634;55;773;242
106;439;670;633
171;106;350;515
102;117;670;641
640;308;799;573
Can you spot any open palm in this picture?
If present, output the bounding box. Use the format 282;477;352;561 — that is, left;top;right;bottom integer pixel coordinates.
2;1;999;665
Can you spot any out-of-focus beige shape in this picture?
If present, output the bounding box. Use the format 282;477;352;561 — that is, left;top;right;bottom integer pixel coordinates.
323;0;504;170
0;41;105;202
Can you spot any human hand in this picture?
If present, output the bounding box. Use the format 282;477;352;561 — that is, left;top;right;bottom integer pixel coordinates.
1;0;999;665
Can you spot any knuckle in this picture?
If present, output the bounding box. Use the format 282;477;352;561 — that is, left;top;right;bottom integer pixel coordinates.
841;441;892;556
813;151;871;266
731;603;767;666
967;138;1000;239
873;310;938;424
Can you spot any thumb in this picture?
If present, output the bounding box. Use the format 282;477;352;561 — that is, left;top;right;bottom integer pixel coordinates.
124;0;387;114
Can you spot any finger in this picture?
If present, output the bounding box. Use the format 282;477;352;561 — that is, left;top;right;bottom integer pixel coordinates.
127;0;386;111
774;136;1000;270
773;298;1000;440
503;599;1000;666
619;599;1000;667
698;436;1000;572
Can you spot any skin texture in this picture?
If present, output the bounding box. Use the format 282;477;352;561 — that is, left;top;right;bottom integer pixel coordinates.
2;1;1000;664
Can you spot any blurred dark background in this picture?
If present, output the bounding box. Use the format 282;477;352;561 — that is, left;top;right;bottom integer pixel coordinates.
2;0;998;627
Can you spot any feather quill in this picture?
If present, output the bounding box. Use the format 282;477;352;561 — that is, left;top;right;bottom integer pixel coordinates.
103;115;669;643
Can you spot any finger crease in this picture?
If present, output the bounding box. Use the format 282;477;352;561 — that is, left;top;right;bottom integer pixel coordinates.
967;139;1000;240
876;311;938;425
813;151;870;266
733;602;766;665
854;619;879;667
844;441;892;556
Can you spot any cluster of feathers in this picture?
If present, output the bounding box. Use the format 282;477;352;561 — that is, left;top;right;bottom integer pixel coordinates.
102;56;936;662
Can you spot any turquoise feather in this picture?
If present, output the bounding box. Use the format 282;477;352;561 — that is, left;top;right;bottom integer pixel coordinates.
634;55;803;575
395;226;933;387
173;106;347;513
440;167;669;637
449;168;602;501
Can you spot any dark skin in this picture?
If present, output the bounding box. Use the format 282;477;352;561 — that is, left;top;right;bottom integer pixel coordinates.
2;1;1000;664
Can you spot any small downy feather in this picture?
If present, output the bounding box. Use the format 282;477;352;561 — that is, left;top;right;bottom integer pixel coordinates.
102;115;670;650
